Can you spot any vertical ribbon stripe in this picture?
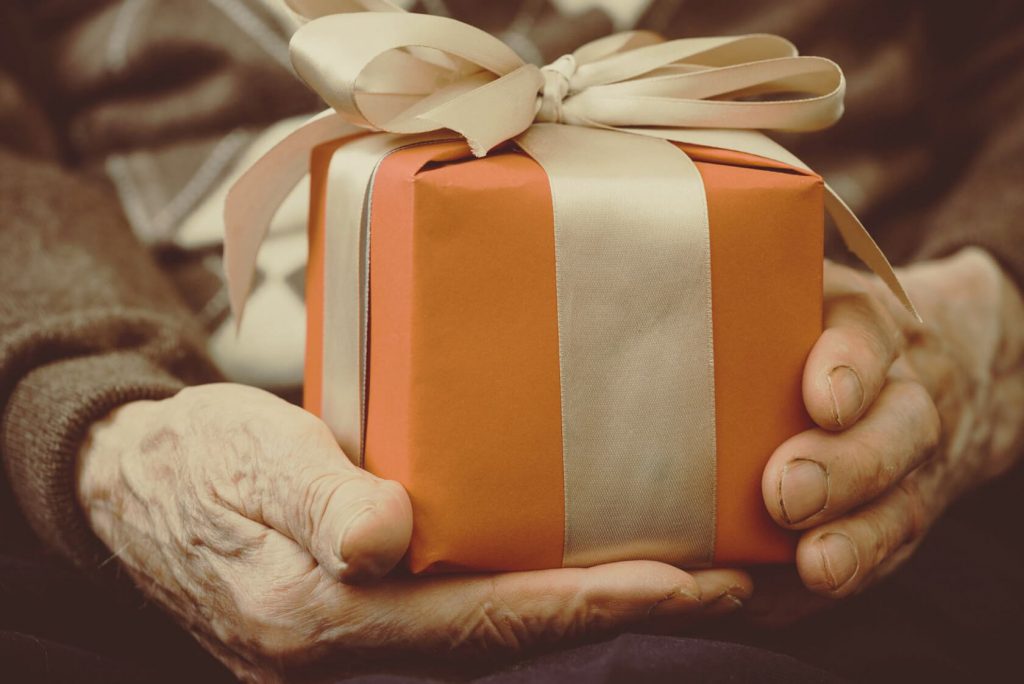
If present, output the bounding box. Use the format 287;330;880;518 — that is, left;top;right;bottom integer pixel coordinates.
320;133;425;463
517;124;717;567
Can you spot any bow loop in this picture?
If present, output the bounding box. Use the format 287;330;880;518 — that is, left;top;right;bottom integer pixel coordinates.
571;55;845;132
287;9;850;148
571;34;797;90
290;12;542;154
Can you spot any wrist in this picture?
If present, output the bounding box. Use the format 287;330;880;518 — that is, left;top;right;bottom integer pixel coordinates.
76;399;162;521
898;248;1024;492
2;353;186;572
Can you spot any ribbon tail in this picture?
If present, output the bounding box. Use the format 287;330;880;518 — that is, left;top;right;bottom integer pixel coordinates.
224;109;364;326
623;127;919;320
824;185;921;321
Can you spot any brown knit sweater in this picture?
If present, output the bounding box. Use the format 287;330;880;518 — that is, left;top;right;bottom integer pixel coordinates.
2;0;1024;573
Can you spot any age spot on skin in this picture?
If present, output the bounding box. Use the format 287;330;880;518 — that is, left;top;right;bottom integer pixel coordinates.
140;427;182;455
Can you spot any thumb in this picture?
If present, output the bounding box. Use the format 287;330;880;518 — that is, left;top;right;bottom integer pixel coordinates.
300;461;413;583
264;422;413;583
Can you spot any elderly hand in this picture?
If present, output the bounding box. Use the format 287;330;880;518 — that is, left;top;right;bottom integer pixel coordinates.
77;383;750;682
757;247;1024;615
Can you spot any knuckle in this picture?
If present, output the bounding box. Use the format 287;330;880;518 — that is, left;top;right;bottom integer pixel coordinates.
298;471;348;553
174;384;205;403
378;477;407;503
444;577;625;656
908;383;941;452
866;447;899;495
555;587;604;641
554;578;625;640
890;381;941;458
448;583;529;654
851;321;897;368
894;478;928;544
843;383;939;501
842;432;887;495
828;266;871;296
900;378;931;412
829;292;899;363
288;407;332;441
864;513;892;567
862;483;926;570
579;599;620;636
301;470;337;521
831;290;874;322
179;388;221;422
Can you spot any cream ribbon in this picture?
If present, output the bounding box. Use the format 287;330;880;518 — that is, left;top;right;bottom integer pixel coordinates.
224;0;917;567
517;124;718;566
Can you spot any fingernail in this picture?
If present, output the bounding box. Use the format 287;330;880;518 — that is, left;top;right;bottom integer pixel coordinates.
779;459;828;524
703;592;745;617
827;365;863;427
339;506;376;564
649;587;702;617
818;533;859;591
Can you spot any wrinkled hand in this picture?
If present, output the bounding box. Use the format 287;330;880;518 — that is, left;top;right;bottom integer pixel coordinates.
754;248;1024;621
77;384;751;682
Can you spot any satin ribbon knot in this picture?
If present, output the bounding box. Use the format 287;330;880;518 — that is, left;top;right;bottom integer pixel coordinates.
537;54;578;124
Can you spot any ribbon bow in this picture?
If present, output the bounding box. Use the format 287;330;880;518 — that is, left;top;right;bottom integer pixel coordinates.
225;0;916;322
287;2;848;156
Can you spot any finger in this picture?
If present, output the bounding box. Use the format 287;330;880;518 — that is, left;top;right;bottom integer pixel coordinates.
255;406;413;583
304;562;753;658
406;564;752;655
304;466;413;584
804;262;902;431
795;472;939;598
763;379;939;528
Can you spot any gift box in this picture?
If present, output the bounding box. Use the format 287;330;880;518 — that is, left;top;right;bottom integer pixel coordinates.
225;0;914;576
303;137;822;573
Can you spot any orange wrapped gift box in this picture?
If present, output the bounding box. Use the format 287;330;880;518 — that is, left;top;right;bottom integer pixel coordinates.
225;1;915;576
304;138;821;573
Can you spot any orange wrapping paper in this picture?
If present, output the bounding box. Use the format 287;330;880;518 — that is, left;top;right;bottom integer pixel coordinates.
306;139;822;573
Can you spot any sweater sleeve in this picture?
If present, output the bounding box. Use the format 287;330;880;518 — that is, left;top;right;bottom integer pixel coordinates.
0;0;308;568
913;99;1024;290
0;149;222;569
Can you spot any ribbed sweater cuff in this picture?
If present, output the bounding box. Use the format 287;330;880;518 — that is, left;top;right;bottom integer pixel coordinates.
1;353;185;573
